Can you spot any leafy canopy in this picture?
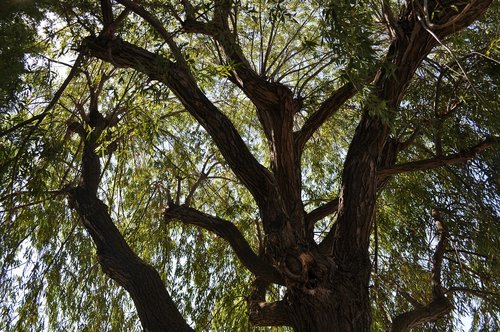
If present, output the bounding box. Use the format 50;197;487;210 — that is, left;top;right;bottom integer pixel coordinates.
0;0;499;331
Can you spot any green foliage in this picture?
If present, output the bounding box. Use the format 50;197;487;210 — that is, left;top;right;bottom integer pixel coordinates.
0;0;498;331
319;0;382;82
0;0;47;107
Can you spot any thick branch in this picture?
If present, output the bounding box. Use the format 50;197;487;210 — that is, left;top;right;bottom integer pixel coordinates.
333;0;492;263
181;5;303;212
305;198;339;228
164;203;284;285
182;7;298;140
100;8;130;38
246;278;291;327
318;137;495;252
378;137;498;177
390;297;451;332
100;0;113;29
71;114;192;331
249;300;291;327
81;36;275;208
295;83;357;151
70;187;193;332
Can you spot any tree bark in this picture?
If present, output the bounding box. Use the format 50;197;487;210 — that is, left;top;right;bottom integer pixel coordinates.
70;187;193;332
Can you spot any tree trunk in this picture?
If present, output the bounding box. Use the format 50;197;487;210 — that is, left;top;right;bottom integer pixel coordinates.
264;228;373;332
287;271;371;332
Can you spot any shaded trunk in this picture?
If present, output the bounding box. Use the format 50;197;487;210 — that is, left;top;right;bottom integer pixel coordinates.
248;240;373;332
287;269;371;332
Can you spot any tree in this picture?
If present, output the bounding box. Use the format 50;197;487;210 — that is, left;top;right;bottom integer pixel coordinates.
1;0;498;331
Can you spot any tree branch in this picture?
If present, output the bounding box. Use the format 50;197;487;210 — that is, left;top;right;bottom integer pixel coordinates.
81;36;276;209
446;287;499;306
164;203;284;285
295;82;358;151
316;135;496;253
246;277;291;327
69;99;192;331
70;187;193;332
377;137;498;177
390;208;452;332
100;0;114;29
100;8;130;38
398;287;424;309
181;2;305;216
181;3;300;140
305;197;339;229
114;0;185;62
248;300;291;327
390;296;451;332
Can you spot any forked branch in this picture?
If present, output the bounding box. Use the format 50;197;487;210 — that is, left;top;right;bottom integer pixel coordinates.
164;203;284;285
81;37;275;208
70;99;192;331
181;0;300;140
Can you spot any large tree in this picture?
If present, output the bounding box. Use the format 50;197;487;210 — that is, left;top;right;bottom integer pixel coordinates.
1;0;498;331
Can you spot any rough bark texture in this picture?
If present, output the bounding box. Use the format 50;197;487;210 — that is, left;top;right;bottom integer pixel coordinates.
70;187;193;332
68;1;493;331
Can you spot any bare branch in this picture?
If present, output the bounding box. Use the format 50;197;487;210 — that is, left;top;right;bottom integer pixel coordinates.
390;208;452;332
164;203;284;285
377;137;498;177
305;198;339;229
295;83;358;151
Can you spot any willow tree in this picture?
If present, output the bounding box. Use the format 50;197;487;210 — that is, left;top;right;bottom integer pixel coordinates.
1;0;498;331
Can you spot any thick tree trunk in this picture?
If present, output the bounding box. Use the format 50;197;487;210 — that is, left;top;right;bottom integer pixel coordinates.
250;249;372;332
287;271;371;332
